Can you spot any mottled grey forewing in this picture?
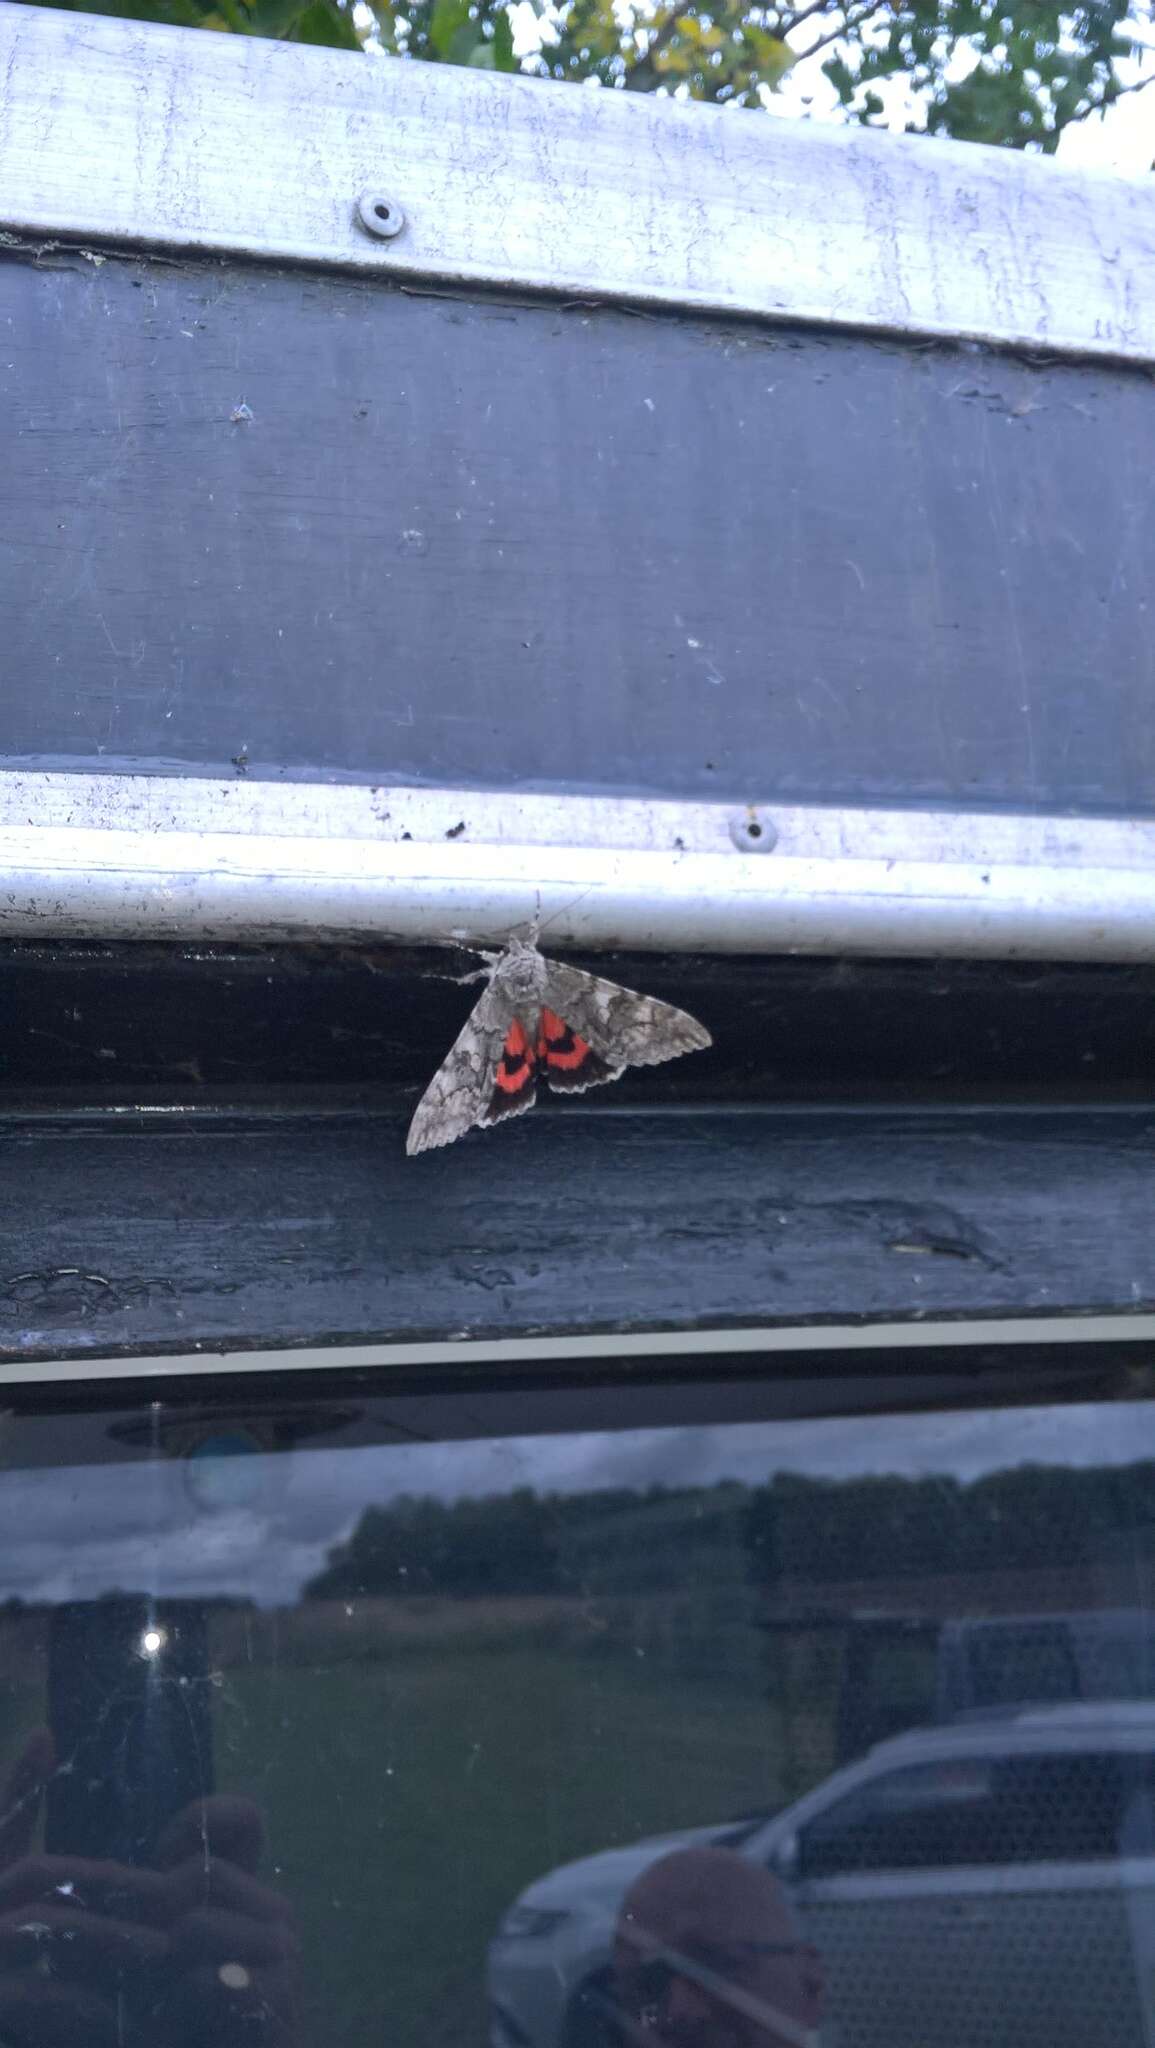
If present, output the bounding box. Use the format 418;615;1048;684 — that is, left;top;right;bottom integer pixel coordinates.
406;977;516;1155
539;956;712;1067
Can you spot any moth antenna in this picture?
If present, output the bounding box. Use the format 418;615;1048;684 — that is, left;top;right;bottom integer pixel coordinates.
504;892;544;946
536;886;596;941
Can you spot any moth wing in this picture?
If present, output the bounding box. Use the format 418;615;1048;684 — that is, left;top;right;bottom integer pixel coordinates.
536;1007;622;1095
406;980;516;1156
479;1014;540;1128
539;958;712;1069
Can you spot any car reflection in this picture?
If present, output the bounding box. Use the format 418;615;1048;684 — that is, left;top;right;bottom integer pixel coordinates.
489;1703;1155;2048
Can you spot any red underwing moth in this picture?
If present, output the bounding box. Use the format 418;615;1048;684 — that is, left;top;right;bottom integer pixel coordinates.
406;935;711;1155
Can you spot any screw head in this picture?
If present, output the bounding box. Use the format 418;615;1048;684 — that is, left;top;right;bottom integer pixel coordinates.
729;808;778;853
356;190;406;241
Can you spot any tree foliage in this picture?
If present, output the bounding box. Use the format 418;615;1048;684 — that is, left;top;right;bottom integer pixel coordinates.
742;1460;1155;1584
306;1460;1155;1602
24;0;1150;150
307;1487;564;1599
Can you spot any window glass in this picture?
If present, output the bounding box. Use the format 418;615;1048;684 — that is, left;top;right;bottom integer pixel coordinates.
0;1375;1153;2048
798;1753;1143;1876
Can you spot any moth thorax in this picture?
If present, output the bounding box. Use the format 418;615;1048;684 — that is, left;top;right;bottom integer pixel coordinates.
499;943;548;1003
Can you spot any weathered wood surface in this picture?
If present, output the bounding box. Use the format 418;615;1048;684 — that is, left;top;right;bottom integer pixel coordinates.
3;1101;1153;1361
2;247;1153;810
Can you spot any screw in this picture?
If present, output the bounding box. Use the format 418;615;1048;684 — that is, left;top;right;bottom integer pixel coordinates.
729;808;778;853
356;190;406;242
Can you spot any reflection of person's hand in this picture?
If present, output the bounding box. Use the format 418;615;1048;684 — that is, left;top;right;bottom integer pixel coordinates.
152;1795;300;2047
0;1734;299;2047
0;1728;170;2047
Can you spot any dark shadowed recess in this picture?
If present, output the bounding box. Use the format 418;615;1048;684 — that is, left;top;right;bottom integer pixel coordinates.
0;1344;1146;1449
3;940;1155;1105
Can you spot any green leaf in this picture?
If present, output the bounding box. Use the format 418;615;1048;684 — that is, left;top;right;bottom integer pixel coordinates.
247;0;311;35
449;17;485;59
286;0;362;43
491;7;517;68
741;23;792;81
429;0;472;56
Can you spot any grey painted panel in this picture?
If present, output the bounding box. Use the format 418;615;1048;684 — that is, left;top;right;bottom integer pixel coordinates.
2;252;1153;809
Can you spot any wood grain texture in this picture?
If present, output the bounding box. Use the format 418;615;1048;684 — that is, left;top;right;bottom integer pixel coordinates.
3;1105;1153;1361
1;252;1153;810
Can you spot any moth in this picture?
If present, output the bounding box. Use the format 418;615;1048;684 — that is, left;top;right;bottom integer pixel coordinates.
406;935;711;1155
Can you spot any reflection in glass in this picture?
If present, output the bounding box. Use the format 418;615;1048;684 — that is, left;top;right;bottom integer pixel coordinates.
0;1389;1152;2045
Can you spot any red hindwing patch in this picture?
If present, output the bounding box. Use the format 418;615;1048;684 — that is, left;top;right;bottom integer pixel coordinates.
537;1009;617;1092
485;1016;538;1124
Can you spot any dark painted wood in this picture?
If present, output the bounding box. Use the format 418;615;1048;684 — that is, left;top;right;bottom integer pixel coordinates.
4;941;1155;1104
2;245;1153;809
0;1347;1137;1448
2;1104;1153;1361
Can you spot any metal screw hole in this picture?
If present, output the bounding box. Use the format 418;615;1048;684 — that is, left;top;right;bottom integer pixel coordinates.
728;809;778;853
356;189;407;241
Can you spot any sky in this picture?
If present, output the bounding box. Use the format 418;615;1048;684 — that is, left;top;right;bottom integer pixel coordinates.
1;1395;1154;1609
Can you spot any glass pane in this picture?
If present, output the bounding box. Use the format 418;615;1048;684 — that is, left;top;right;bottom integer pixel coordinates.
0;1373;1153;2048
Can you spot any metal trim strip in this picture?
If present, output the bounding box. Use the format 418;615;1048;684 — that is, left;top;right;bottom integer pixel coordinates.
2;771;1155;961
1;2;1152;361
